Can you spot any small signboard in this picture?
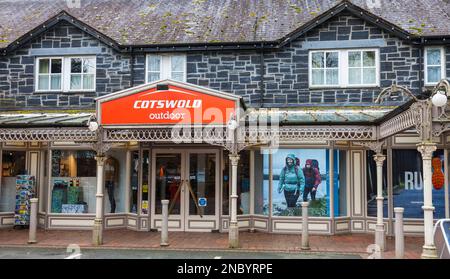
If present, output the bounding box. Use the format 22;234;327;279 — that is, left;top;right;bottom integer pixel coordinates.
198;198;207;207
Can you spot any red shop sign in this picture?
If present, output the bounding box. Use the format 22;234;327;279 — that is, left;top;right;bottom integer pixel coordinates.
97;80;240;126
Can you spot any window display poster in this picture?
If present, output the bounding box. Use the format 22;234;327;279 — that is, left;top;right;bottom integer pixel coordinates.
392;149;446;219
270;149;329;217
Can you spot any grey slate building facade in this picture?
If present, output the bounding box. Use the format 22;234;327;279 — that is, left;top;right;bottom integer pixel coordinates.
1;0;450;109
0;0;450;247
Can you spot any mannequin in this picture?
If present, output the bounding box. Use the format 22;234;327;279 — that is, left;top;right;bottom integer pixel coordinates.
104;156;119;213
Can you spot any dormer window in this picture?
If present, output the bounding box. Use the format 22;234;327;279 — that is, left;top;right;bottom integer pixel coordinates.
36;56;96;92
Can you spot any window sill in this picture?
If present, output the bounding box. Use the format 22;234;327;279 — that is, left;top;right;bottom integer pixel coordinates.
309;86;381;90
33;91;96;95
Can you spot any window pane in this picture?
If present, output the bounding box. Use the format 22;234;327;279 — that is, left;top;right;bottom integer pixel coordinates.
349;68;361;84
71;58;82;73
427;66;441;83
311;69;324;85
363;68;376;84
83;74;94;90
148;55;161;72
141;151;149;215
272;149;330;217
104;150;126;213
312;52;324;68
51;150;96;214
171;72;184;81
39;59;49;74
392;149;446;219
334;150;347;217
38;75;49;90
348;52;361;67
326;52;339;68
1;151;27;212
363;51;376;67
427;49;441;65
254;150;269;215
171;56;185;72
82;58;95;74
223;150;250;215
51;59;62;73
70;74;82;90
148;72;160;82
130;151;139;213
50;75;61;90
326;69;338;85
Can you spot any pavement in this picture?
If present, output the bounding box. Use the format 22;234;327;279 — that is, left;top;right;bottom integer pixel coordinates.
0;228;423;259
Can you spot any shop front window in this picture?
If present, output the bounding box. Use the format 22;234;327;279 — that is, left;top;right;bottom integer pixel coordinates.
272;149;330;217
130;151;139;213
51;150;96;214
1;151;26;212
104;150;127;213
222;151;250;215
141;150;149;214
366;150;388;217
392;149;446;219
254;150;269;215
334;150;348;217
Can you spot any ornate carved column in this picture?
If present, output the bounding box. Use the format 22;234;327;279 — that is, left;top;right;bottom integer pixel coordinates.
93;155;107;245
417;142;438;259
373;154;386;251
229;154;240;248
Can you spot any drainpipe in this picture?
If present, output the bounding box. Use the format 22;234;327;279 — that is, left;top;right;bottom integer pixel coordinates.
259;47;265;108
419;38;425;93
130;48;135;87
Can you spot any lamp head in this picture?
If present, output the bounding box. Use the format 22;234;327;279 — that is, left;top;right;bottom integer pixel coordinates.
87;115;99;132
432;91;448;107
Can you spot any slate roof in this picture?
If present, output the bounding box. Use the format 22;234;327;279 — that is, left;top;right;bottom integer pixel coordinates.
0;0;450;50
246;106;396;124
0;113;93;127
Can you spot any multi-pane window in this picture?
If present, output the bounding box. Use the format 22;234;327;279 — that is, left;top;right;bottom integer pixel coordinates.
69;57;96;91
147;55;161;82
37;58;62;91
146;54;186;83
425;47;445;85
311;51;339;86
309;49;379;87
36;56;96;92
348;50;377;85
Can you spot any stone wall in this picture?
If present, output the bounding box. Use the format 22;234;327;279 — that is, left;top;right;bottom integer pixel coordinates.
0;22;132;109
260;13;421;105
0;14;430;109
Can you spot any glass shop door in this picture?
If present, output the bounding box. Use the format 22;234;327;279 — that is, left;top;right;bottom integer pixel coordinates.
151;149;219;231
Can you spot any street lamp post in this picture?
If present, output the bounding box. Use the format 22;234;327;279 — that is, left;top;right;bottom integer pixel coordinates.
227;117;240;248
87;116;109;246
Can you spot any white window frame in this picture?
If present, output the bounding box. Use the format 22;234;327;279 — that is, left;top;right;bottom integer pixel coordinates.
309;50;340;88
424;46;446;86
35;56;96;93
346;49;379;87
65;56;97;92
145;54;187;83
35;57;64;92
309;48;380;88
